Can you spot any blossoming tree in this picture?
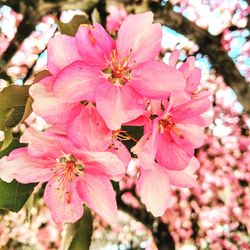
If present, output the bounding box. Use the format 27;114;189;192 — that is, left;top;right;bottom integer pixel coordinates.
0;0;249;249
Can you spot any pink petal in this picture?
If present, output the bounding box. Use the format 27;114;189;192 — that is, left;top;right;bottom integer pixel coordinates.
47;34;82;75
96;83;144;130
77;174;118;227
83;151;125;181
76;24;115;67
136;164;171;217
179;56;195;79
54;61;101;103
171;96;211;122
67;105;112;151
30;83;81;124
186;68;201;93
0;148;51;183
108;140;131;169
156;133;192;170
44;180;83;224
130;61;186;99
20;128;62;159
21;128;82;159
169;49;181;67
117;12;162;64
166;157;199;188
170;123;205;149
132;131;157;170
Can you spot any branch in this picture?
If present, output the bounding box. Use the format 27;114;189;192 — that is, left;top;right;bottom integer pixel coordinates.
0;0;100;77
117;192;175;250
147;1;250;115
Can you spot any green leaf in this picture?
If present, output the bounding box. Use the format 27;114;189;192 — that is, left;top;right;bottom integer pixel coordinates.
21;96;33;123
0;129;13;151
0;85;31;130
63;207;93;250
0;179;36;212
0;137;25;159
58;14;90;36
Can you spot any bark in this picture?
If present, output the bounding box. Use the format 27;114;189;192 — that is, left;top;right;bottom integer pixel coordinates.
117;194;176;250
148;1;250;115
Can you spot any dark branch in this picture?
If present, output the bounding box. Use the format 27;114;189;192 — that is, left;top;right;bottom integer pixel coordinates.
147;1;250;115
117;192;175;250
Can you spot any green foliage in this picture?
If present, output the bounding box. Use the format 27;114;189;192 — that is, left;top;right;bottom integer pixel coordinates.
0;85;31;130
0;179;36;212
0;137;25;159
57;14;90;36
63;207;93;250
0;129;13;151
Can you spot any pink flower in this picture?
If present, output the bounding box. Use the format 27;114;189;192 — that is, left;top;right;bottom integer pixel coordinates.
106;5;127;33
0;128;125;226
32;12;185;130
132;96;210;170
137;157;199;216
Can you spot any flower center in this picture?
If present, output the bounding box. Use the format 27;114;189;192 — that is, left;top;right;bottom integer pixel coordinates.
158;116;184;139
158;116;175;133
103;49;132;86
51;154;84;188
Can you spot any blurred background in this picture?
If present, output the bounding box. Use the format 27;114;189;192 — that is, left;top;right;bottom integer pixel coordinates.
0;0;249;249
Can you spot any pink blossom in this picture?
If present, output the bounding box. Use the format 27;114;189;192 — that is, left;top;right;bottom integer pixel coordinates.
137;157;199;216
0;128;125;226
32;12;186;130
132;96;210;171
106;5;127;34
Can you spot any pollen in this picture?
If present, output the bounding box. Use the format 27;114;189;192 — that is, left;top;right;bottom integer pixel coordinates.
158;116;184;139
103;49;132;86
51;154;84;189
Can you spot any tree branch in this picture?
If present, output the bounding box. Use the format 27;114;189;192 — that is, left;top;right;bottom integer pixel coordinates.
0;0;100;77
117;193;175;250
147;1;250;115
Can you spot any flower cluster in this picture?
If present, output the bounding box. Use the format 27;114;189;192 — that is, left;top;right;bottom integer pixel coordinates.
0;12;210;225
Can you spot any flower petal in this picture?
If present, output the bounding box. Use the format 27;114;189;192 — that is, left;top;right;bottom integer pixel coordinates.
166;157;199;188
117;12;162;64
76;24;115;67
83;151;125;180
0;148;51;183
77;174;118;227
47;34;82;75
44;180;83;224
171;95;210;122
96;83;144;130
67;104;112;151
132;132;158;170
156;133;192;170
131;61;186;99
108;140;131;169
30;82;81;124
54;61;101;103
136;164;171;217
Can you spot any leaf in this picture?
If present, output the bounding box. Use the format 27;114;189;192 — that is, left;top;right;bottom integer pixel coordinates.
0;85;31;130
58;14;90;36
23;192;35;222
0;137;25;159
0;179;36;212
21;96;33;123
0;129;13;151
63;206;93;250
